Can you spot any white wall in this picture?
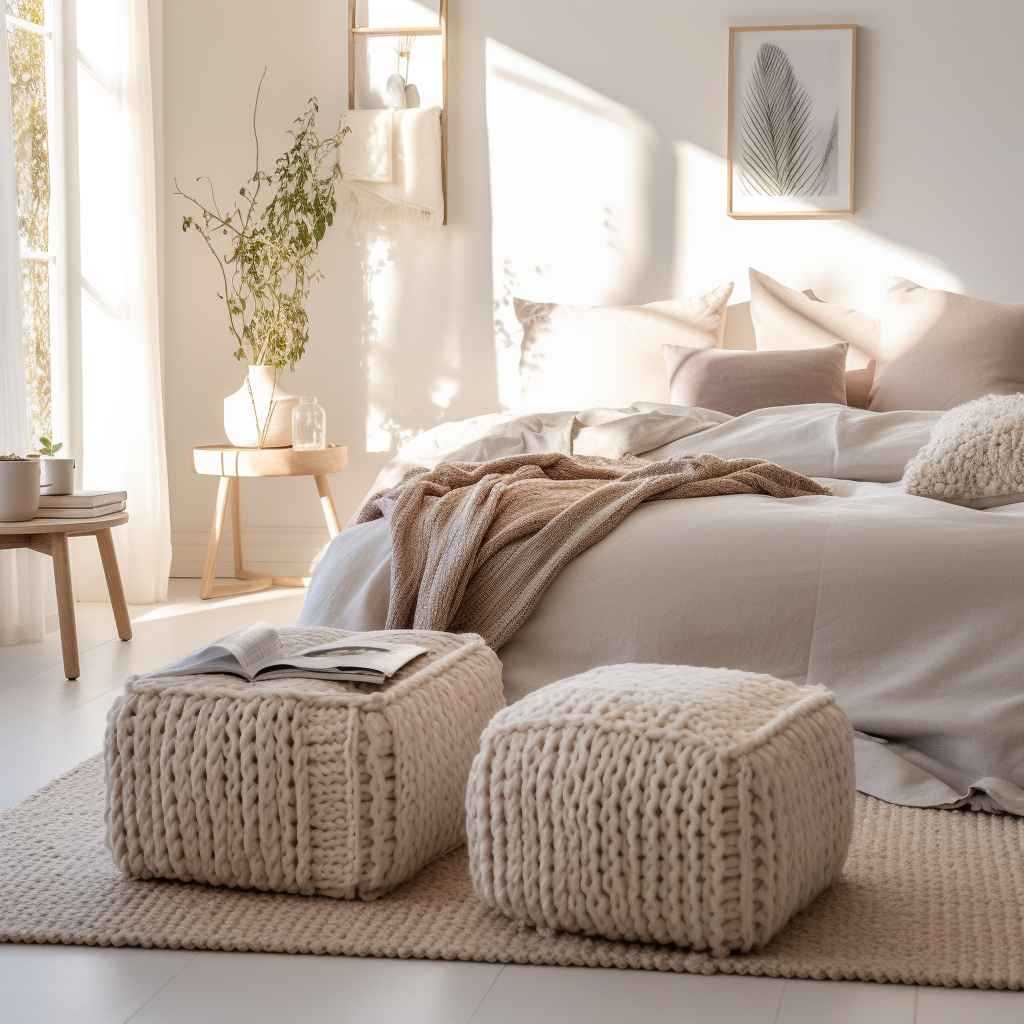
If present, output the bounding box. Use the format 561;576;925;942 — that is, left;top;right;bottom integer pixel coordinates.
160;0;1024;577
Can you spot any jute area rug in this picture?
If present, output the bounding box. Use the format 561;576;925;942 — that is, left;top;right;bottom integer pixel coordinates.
1;757;1022;990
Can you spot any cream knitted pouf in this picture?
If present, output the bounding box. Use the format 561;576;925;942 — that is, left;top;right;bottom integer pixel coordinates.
105;628;503;901
466;664;855;955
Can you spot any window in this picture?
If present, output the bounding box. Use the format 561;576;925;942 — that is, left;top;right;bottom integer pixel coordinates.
6;0;58;447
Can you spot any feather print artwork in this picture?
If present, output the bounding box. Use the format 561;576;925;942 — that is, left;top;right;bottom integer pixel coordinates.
739;42;839;198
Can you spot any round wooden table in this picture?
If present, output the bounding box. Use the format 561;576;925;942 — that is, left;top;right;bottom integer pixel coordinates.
191;445;348;600
0;511;131;679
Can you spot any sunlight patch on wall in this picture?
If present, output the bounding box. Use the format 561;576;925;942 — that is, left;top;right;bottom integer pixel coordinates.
486;39;656;411
362;237;397;452
674;143;962;315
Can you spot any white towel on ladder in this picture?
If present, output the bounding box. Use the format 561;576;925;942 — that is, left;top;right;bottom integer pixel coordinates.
338;107;443;239
338;109;393;183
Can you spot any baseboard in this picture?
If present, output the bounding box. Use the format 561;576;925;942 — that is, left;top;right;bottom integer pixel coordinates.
171;525;332;579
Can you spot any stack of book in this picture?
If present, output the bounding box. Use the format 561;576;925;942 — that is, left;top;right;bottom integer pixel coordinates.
36;490;127;519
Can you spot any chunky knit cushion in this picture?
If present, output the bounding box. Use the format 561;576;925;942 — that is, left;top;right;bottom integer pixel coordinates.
105;628;504;900
903;393;1024;506
466;664;855;955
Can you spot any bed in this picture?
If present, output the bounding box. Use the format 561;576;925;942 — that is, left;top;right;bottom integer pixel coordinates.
298;401;1024;816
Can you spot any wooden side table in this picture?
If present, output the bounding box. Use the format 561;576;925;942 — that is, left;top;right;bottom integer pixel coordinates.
191;445;348;600
0;511;132;679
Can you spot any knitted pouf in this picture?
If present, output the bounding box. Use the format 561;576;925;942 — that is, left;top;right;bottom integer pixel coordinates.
105;628;503;900
466;664;855;955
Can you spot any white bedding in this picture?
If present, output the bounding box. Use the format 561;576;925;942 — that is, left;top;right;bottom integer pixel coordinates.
299;403;1024;814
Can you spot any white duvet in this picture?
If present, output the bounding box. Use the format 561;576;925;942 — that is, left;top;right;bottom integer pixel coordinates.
298;403;1024;815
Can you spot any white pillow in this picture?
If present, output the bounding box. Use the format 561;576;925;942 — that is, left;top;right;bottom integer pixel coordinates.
903;393;1024;506
723;289;824;352
514;283;733;413
748;269;880;409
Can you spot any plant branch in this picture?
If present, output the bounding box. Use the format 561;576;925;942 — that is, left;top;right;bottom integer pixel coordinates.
177;76;346;376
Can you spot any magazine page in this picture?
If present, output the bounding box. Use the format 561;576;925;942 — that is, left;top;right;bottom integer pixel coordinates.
254;641;427;680
148;628;426;684
154;621;282;680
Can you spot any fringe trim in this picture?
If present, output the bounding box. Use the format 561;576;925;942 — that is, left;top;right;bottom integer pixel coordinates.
341;192;440;242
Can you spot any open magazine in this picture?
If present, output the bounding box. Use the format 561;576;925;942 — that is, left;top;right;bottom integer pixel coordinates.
152;621;427;684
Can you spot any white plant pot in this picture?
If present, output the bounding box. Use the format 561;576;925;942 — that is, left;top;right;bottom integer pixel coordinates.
40;456;76;495
0;459;40;522
223;365;300;448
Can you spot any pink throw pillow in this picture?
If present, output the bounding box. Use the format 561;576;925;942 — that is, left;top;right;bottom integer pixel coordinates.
663;343;849;416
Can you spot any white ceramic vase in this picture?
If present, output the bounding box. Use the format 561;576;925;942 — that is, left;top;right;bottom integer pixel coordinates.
223;365;300;448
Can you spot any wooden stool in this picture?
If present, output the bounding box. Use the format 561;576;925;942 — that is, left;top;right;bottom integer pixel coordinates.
191;445;348;600
0;511;132;679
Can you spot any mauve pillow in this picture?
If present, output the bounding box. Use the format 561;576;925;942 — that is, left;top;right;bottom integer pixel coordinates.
868;278;1024;412
663;342;849;416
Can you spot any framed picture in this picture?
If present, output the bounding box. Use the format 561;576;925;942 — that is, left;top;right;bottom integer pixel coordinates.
728;25;856;218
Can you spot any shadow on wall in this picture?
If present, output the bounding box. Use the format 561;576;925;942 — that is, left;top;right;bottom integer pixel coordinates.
366;32;657;448
365;37;965;446
483;40;963;413
361;235;465;454
354;0;498;456
486;39;658;412
673;142;963;314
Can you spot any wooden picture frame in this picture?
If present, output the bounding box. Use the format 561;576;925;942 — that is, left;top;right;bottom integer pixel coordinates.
727;25;856;219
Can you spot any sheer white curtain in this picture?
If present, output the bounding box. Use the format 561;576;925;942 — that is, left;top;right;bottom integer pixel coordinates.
70;0;170;603
0;26;55;645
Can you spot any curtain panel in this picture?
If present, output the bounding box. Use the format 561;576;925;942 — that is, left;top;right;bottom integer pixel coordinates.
70;0;170;604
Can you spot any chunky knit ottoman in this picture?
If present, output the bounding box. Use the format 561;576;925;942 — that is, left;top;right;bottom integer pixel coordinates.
466;664;855;954
105;628;503;900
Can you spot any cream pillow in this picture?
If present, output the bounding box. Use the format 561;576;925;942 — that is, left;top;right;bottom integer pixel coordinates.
721;301;757;351
723;292;822;350
515;283;733;413
870;279;1024;412
903;394;1024;506
749;268;880;409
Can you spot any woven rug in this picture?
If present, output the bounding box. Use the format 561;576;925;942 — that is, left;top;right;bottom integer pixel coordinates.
1;757;1022;989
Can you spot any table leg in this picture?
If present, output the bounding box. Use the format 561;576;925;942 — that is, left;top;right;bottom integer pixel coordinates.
200;476;232;600
314;475;342;538
95;528;132;641
230;477;244;576
50;531;80;679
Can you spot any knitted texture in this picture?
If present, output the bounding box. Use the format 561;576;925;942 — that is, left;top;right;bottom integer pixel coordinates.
357;452;831;649
466;665;855;955
103;628;504;900
3;757;1024;988
903;393;1024;500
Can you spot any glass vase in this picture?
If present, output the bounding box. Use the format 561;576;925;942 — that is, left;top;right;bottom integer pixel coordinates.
291;396;326;450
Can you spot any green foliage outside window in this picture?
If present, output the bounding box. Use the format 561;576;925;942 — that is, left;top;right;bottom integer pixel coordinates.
7;2;52;444
5;1;44;27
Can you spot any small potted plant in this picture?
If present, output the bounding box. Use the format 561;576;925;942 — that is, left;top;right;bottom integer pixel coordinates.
32;435;76;495
176;73;348;448
0;453;40;522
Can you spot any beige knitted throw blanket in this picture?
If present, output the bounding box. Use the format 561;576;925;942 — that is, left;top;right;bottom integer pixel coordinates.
357;452;830;649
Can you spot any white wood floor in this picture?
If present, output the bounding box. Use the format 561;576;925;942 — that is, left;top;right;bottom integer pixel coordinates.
1;580;1022;1024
